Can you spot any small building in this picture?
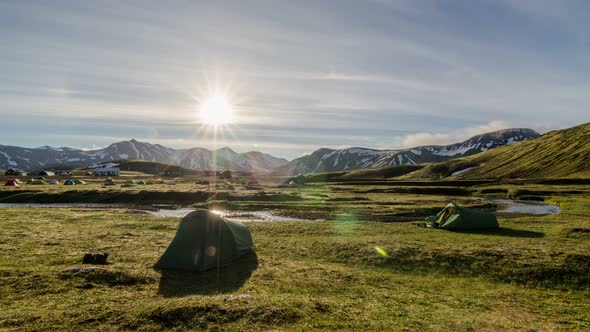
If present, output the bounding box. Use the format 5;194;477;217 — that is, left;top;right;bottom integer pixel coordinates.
39;171;55;176
94;167;120;176
5;168;23;176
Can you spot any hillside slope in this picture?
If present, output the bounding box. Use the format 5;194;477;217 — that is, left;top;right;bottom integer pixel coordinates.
404;123;590;180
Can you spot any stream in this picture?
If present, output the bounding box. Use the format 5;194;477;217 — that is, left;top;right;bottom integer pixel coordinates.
479;198;560;215
0;203;310;222
0;198;561;220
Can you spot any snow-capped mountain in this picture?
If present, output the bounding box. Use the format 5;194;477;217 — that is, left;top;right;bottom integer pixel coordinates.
0;139;288;172
277;128;539;175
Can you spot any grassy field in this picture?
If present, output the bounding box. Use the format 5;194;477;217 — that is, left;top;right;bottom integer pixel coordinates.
0;187;589;331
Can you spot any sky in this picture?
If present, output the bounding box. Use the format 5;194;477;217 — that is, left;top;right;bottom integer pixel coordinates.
0;0;589;160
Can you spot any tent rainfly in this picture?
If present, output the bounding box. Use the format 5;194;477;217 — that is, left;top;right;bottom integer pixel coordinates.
154;209;254;271
425;203;498;230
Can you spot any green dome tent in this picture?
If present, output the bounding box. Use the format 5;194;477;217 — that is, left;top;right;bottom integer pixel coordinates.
425;203;498;230
125;179;136;184
73;179;86;185
64;179;75;185
154;210;254;271
28;179;47;185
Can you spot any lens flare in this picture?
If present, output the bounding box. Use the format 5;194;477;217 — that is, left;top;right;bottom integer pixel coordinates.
374;246;388;257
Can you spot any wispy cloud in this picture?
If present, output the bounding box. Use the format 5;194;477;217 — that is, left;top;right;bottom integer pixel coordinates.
398;120;513;148
0;1;589;159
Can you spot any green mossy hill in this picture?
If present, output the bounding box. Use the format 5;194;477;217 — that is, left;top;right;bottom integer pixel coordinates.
405;122;590;180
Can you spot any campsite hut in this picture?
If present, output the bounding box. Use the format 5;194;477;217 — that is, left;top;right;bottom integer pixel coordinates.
425;203;498;230
104;178;117;186
94;167;120;176
154;209;253;271
64;179;75;186
73;179;86;185
49;180;59;185
4;180;19;187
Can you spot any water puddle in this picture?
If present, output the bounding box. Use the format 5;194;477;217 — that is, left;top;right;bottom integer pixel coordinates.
480;198;560;215
0;203;311;222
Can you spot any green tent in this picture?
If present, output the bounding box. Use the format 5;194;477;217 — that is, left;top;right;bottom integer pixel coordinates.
73;179;86;185
154;209;254;271
125;179;135;184
28;179;47;185
425;203;498;230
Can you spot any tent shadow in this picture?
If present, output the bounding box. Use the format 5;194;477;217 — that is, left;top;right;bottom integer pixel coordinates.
449;227;544;238
156;252;259;297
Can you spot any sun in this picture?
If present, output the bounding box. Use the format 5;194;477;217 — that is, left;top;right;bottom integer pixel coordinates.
199;93;234;125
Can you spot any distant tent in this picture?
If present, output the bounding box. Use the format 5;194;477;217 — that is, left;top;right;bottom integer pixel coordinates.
73;179;86;185
425;203;498;230
4;180;19;187
125;179;136;185
14;179;22;184
29;179;47;185
166;181;176;185
104;178;117;186
154;210;254;271
49;180;59;185
36;177;46;181
64;179;75;186
86;172;94;176
137;180;146;185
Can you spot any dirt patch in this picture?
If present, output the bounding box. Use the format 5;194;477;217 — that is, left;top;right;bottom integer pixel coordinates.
565;228;590;239
142;304;302;329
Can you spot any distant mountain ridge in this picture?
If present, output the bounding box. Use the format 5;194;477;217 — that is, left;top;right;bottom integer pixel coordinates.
0;139;288;172
0;128;538;173
276;128;539;175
